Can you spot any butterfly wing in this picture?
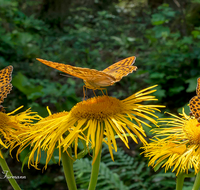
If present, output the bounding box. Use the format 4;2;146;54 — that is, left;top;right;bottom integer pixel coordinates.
102;56;137;82
0;65;13;104
0;65;13;87
37;58;90;79
196;77;200;96
0;83;12;104
189;96;200;120
189;77;200;121
36;58;114;79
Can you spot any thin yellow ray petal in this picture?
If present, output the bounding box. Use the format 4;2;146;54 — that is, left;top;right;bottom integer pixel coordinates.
105;119;118;151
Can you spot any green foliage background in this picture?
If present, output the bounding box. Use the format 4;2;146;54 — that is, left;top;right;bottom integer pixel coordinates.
0;0;199;189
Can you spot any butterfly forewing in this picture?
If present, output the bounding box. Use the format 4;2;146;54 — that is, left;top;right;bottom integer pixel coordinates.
36;58;113;81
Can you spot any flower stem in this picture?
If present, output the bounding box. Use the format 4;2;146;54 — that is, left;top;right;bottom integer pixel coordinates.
176;173;184;190
192;171;200;190
88;147;102;190
0;155;21;190
61;148;77;190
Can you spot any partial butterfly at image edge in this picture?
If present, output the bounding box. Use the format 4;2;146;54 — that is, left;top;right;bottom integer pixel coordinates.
189;77;200;122
0;65;13;107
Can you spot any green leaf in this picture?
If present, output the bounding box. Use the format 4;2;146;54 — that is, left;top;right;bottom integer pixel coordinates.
154;159;168;172
169;86;184;95
153;26;170;38
186;78;198;92
12;32;33;46
151;14;166;25
150;72;165;79
177;104;190;115
153;86;166;99
12;72;43;99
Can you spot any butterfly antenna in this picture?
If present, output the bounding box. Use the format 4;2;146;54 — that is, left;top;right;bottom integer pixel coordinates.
60;73;77;78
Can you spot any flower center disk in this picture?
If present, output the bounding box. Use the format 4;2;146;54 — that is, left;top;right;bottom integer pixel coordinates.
184;119;200;144
0;112;10;128
71;96;123;120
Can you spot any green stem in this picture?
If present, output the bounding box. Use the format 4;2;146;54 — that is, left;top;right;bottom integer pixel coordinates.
192;171;200;190
0;155;21;190
61;148;77;190
176;173;185;190
88;147;102;190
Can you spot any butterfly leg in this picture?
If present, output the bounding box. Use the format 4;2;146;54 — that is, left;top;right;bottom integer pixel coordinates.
83;85;88;100
196;118;200;126
100;88;108;96
0;105;5;113
105;88;108;96
100;89;105;96
92;89;97;98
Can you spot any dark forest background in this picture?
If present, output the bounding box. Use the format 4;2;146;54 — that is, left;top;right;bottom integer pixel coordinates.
1;0;200;189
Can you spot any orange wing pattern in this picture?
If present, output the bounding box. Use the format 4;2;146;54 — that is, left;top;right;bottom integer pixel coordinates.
36;58;113;80
196;78;200;96
36;56;137;90
0;65;13;104
189;77;200;122
103;56;137;81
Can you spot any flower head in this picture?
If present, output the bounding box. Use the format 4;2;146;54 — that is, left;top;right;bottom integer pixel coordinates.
17;85;164;168
142;108;200;175
0;106;40;157
61;85;163;163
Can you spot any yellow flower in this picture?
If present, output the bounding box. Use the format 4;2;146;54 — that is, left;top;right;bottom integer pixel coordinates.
61;85;163;163
142;108;200;175
17;85;163;169
16;108;86;169
0;106;40;157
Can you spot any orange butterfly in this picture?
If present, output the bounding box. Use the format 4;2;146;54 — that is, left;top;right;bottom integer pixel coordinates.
189;77;200;122
0;65;13;112
36;56;137;90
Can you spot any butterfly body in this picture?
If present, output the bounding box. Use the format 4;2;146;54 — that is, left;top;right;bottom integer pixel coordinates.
0;65;13;107
83;74;115;89
36;56;137;90
189;77;200;121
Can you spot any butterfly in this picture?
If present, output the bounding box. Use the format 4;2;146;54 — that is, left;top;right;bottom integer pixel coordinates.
36;56;137;91
0;65;13;112
189;77;200;122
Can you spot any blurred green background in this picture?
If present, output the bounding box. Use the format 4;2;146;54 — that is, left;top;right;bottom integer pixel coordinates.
1;0;200;189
